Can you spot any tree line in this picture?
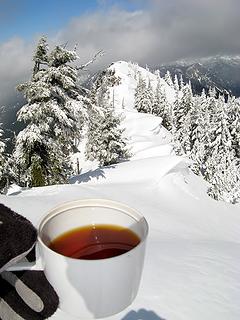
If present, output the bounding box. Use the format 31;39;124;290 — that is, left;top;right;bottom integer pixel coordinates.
134;68;240;203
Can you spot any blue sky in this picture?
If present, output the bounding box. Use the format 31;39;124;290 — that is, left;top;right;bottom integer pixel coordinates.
0;0;144;42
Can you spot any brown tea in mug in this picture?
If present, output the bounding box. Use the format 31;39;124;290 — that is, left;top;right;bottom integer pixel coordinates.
49;224;140;260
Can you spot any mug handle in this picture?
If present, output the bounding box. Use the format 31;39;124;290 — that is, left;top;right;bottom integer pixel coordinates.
6;244;43;271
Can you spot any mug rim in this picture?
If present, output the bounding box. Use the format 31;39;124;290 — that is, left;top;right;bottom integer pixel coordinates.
37;198;149;262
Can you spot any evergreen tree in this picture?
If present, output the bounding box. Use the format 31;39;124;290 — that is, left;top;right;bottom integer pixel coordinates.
0;126;16;193
178;110;192;155
33;36;48;75
145;78;154;113
170;75;183;140
175;82;194;154
152;73;171;130
134;74;152;114
154;69;161;78
179;74;184;90
134;74;145;112
210;95;232;157
0;128;6;189
164;70;173;88
228;96;240;158
14;37;87;186
85;70;129;166
207;153;240;203
209;87;217;99
207;87;218;124
152;73;162;116
173;74;180;92
190;91;212;175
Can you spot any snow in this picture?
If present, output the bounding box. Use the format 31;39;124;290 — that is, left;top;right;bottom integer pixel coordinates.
122;111;173;160
6;183;22;196
108;61;175;112
2;61;240;320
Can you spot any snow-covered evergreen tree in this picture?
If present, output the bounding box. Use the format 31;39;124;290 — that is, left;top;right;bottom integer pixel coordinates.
210;95;232;158
14;37;88;186
152;72;171;130
164;70;173;88
152;72;161;117
134;74;152;114
190;91;212;175
207;153;240;203
85;70;129;166
0;128;6;187
175;82;194;154
228;96;240;158
0;125;16;193
173;74;180;92
145;78;155;112
33;35;48;75
207;87;218;125
172;88;183;133
178;74;184;90
179;110;192;155
134;73;145;111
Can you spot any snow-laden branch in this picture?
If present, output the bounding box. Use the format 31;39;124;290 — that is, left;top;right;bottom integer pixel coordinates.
76;50;104;70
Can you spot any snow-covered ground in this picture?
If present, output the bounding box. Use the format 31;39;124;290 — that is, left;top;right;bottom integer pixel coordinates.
2;61;240;320
108;61;175;112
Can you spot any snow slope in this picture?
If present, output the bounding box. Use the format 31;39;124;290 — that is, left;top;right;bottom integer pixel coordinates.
71;61;174;171
2;163;240;320
2;61;240;320
108;61;175;112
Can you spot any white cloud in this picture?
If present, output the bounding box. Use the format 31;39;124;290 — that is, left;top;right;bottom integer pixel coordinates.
0;0;240;107
0;37;33;106
55;9;151;69
55;0;240;67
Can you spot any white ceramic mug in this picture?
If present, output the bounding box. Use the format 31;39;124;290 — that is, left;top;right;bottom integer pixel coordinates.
13;199;148;319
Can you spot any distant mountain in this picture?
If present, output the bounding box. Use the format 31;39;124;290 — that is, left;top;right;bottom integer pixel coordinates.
157;55;240;97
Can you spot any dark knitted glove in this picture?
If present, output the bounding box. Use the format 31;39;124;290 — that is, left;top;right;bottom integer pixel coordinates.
0;203;37;273
0;203;59;319
0;270;59;320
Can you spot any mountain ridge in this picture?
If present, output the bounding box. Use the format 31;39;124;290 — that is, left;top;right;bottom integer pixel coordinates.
156;55;240;97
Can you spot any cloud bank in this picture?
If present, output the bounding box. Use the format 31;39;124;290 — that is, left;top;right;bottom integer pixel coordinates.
1;0;240;108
